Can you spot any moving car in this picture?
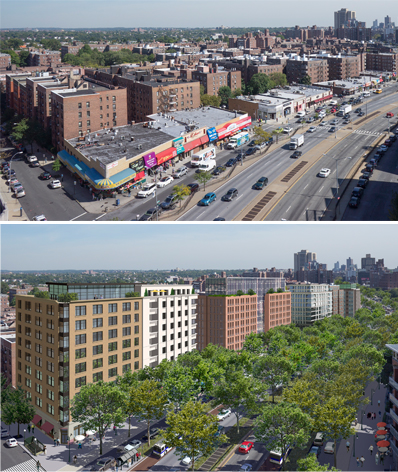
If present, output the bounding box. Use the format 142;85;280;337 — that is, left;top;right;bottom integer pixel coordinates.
239;441;254;454
213;217;226;221
386;112;394;118
348;196;360;208
181;453;203;466
252;176;268;190
90;456;114;471
6;438;18;447
308;126;316;133
142;428;159;441
50;180;62;189
32;215;47;221
330;119;339;125
318;168;331;178
139;207;162;221
157;176;174;188
306;117;315;123
329;127;336;133
319;121;327;127
160;194;179;210
284;126;293;133
40;171;51;180
30;161;41;167
119;439;142;452
217;408;232;421
358;112;365;117
198;192;216;206
172;166;188;179
291;151;302;158
187;183;200;194
296;111;306;117
137;182;156;198
221;188;238;202
324;442;335;454
26;155;38;163
240;464;253;472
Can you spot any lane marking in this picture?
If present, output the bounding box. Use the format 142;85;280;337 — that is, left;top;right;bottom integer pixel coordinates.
69;212;87;221
94;213;107;220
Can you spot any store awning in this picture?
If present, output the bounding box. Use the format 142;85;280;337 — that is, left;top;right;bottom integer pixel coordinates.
41;421;54;434
156;148;177;165
183;138;202;153
200;135;209;145
117;448;137;465
32;415;42;425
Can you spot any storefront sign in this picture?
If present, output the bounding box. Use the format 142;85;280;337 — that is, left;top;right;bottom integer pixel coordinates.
217;116;252;139
106;161;118;170
173;137;185;155
207;127;218;142
129;157;145;173
184;128;206;144
143;152;157;169
156;148;177;165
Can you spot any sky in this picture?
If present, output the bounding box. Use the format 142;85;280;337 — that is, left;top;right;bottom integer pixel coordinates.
1;0;395;29
1;223;398;271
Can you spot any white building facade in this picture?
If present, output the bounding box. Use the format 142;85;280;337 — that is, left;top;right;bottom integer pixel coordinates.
288;283;332;326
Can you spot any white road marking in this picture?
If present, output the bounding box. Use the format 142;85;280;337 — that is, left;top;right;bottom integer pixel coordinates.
319;186;324;192
303;184;309;190
69;212;87;221
286;206;291;213
94;213;107;220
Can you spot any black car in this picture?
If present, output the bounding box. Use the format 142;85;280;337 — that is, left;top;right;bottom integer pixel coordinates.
139;207;162;221
248;140;256;147
292;151;302;158
160;194;178;210
362;171;372;180
6;169;16;176
349;196;360;208
226;158;237;167
329;127;336;133
351;187;364;198
365;163;374;173
213;217;226;221
253;176;268;190
236;152;246;162
212;166;226;176
354;108;362;113
358;112;365;117
245;147;256;156
142;428;159;441
221;188;238;202
389;135;397;142
187;183;200;194
40;171;51;180
357;178;368;188
30;161;40;167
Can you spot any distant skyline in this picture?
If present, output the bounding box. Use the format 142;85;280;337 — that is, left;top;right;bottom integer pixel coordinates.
1;0;396;29
1;224;398;271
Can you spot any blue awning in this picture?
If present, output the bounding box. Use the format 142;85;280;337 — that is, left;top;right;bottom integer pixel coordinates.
58;150;136;190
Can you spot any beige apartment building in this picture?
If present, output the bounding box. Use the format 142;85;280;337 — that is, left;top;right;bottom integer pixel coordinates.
16;283;143;444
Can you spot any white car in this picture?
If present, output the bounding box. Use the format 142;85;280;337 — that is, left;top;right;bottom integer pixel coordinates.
1;428;9;438
283;126;293;133
318;168;331;178
50;180;62;189
26;155;38;163
181;453;202;466
296;111;306;117
308;127;316;133
379;145;388;152
240;464;253;472
15;187;25;198
6;438;18;447
324;442;334;454
32;214;47;221
319;121;327;127
137;183;157;198
217;408;232;421
157;176;174;188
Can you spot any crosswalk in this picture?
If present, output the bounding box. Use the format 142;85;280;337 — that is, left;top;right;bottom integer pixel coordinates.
3;458;46;472
353;129;381;137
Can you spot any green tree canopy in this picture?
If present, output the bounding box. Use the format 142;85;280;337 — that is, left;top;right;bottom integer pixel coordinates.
2;387;35;436
57;292;78;302
217;85;232;106
300;75;312;85
194;171;213;192
200;94;221;107
1;282;9;294
248;73;273;94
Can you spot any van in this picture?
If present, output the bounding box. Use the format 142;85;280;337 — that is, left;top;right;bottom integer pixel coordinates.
152;442;171;458
314;433;324;446
198;160;216;172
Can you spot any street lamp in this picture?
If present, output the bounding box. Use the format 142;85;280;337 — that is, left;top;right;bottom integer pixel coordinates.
68;433;72;463
24;429;26;441
7;151;23;192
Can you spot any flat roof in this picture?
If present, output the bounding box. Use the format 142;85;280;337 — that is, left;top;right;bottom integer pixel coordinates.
55;85;110;98
386;344;398;354
0;334;16;342
315;77;373;88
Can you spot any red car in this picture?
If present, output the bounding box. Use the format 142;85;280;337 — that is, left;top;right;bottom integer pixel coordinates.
331;108;337;113
386;112;394;118
239;441;254;454
384;139;392;147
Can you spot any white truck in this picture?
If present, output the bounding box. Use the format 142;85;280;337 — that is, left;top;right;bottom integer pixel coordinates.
226;131;249;149
340;104;352;115
198;160;216;172
289;134;304;150
190;147;216;167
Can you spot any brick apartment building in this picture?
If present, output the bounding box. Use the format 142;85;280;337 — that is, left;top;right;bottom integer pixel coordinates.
385;344;398;469
61;42;135;59
180;64;241;96
336;26;372;42
286;58;329;84
1;334;16;388
366;52;398;75
27;50;61;67
197;294;257;351
327;55;363;80
229;30;275;49
284;25;325;42
0;53;11;68
246;63;284;83
330;283;361;317
263;291;291;333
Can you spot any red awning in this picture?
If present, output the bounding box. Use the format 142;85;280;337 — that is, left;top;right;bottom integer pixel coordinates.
156;148;177;165
133;170;145;182
183;138;202;153
32;414;42;425
41;421;54;434
200;135;209;145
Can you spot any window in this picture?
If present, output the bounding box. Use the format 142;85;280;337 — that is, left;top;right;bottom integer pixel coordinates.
123;339;131;348
122;302;131;311
47;334;54;344
75;334;86;345
134;337;139;346
87;120;90;126
108;329;117;339
47;361;54;373
36;383;42;394
75;362;86;373
36;397;42;407
35;356;42;367
78;111;82;118
122;327;131;336
75;320;86;330
108;342;117;352
93;345;103;355
47;389;55;401
47;348;54;358
93;372;103;382
93;305;103;314
108;367;117;378
134;361;139;370
108;304;117;313
123;364;131;373
75;376;86;388
93;358;103;369
100;105;103;110
47;320;54;330
78;102;82;109
108;316;117;326
122;315;131;323
25;377;32;388
99;97;102;102
134;326;139;334
87;111;90;117
122;351;131;361
134;349;139;358
93;318;103;328
134;302;139;310
47;404;55;416
162;347;166;354
112;96;116;102
75;306;86;316
47;375;55;387
109;354;117;365
35;370;42;380
134;314;139;323
35;343;42;353
75;348;86;359
93;331;103;342
170;334;174;340
86;102;90;108
78;121;82;128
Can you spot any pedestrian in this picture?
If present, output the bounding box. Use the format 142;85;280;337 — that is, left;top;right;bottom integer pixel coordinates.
136;452;140;462
43;445;46;455
375;453;379;465
28;425;31;433
360;455;365;467
128;188;131;197
380;454;384;465
78;441;82;449
378;399;381;407
378;410;381;418
346;440;350;452
369;445;373;455
32;425;35;435
356;457;360;468
54;438;57;446
73;455;77;464
36;460;41;472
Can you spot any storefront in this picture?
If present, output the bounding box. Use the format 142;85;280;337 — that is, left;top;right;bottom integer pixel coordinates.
216;115;252;142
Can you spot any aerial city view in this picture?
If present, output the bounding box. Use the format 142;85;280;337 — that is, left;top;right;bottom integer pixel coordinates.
1;224;398;472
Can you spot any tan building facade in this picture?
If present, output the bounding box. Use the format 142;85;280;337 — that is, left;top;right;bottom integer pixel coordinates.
263;291;291;332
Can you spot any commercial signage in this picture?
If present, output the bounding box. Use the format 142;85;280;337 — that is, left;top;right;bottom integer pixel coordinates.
143;152;157;169
129;157;145;173
173;137;185;155
207;127;218;142
217;116;252;139
184;128;205;144
106;161;119;170
156;148;177;165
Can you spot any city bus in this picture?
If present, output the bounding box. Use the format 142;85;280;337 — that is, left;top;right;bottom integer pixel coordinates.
269;447;291;465
152;442;172;458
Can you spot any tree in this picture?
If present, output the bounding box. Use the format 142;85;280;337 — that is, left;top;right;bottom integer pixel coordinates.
127;379;169;446
52;158;62;173
254;354;294;402
1;373;11;405
41;39;62;51
199;85;205;96
116;369;139;437
218;86;232;106
242;332;266;356
201;94;221;107
1;282;9;294
270;73;288;87
297;454;338;471
194;171;213;192
389;192;398;220
249;74;273;94
163;400;227;471
172;184;191;207
11;119;29;148
253;126;271;144
254;402;312;470
232;88;243;98
300;75;312;85
236;290;244;296
2;387;35;437
19;50;30;67
267;288;275;294
247;289;256;295
163;363;200;410
57;292;78;302
70;380;126;455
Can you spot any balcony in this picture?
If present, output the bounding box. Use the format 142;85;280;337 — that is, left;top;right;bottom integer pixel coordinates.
390;393;398;409
389;376;398;392
391;441;398;460
390;408;398;425
390;423;398;443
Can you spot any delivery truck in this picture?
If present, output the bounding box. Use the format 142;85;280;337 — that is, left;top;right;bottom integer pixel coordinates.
226;131;250;149
190;147;216;167
289;134;304;150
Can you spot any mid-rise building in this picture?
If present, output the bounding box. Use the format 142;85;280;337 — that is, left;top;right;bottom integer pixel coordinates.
361;254;376;271
263;291;291;332
1;333;16;388
334;8;356;29
180;64;241;97
386;344;398;469
366;53;398;74
197;293;257;350
327;55;363;80
27;50;61;67
286;58;329;85
294;249;317;274
330;283;361;317
288;283;332;326
0;53;11;69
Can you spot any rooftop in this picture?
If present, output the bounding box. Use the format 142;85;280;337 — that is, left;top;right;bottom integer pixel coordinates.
54;84;111;98
0;334;16;343
386;344;398;354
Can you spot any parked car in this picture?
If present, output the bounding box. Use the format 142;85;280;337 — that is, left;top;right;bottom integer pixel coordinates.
15;187;26;198
239;441;254;454
384;139;392;147
306;117;315;123
292;151;302;158
7;177;19;186
284;126;293;133
212;166;226;176
245;148;256;156
172;165;188;179
121;440;141;452
50;180;62;189
26;155;38;163
160;193;179;210
236;152;246;161
349;196;360;208
365;163;374;173
187;183;200;194
90;456;114;471
240;464;253;472
181;453;203;466
157;176;174;188
389;135;397;142
352;187;364;198
6;438;18;447
362;171;372;180
324;442;335;454
221;188;238;202
1;428;9;438
217;408;232;421
137;182;156;198
40;171;51;180
226;158;237;167
252;176;268;190
139;207;162;221
357;178;368;188
318;168;331;178
254;142;267;150
32;214;47;221
199;192;216;206
142;428;159;441
248;140;256;147
12;182;23;193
